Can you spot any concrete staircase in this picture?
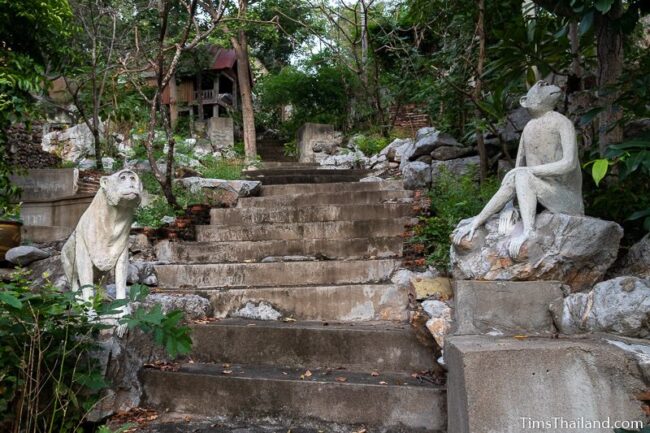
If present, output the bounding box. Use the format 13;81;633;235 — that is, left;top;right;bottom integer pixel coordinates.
142;177;446;431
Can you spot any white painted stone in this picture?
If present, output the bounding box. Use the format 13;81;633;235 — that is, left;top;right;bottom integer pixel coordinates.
232;301;282;321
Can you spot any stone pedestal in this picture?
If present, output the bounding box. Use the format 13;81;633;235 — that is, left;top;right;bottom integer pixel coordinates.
453;280;562;336
446;335;646;433
296;123;342;163
207;116;234;150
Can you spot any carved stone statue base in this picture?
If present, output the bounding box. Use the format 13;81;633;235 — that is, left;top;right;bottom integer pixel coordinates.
450;211;623;292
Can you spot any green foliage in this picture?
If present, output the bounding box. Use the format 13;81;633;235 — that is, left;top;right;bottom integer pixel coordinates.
256;62;353;138
585;134;650;236
0;270;192;433
283;140;298;158
411;168;499;270
197;155;245;180
134;196;177;228
353;134;391;156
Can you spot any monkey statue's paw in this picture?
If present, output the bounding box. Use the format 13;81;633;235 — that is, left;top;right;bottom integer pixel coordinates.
507;231;530;258
115;322;129;338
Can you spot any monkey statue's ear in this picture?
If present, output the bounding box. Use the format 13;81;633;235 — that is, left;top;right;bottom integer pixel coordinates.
519;96;529;108
100;176;110;191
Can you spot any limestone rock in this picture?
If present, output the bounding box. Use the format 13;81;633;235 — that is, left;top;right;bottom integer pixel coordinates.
127;262;158;286
26;255;67;289
430;145;473;161
232;301;282;321
41;121;103;162
320;151;369;169
6;245;50;266
451;211;623;292
551;276;650;338
380;138;412;162
615;233;650;278
422;300;452;349
177;177;261;201
412;277;452;301
402;161;431;190
139;293;213;321
405;128;460;162
430;156;480;181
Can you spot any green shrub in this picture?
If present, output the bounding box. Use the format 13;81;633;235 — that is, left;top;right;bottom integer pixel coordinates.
197;155;245;180
411;167;499;271
283;140;298;158
0;271;192;433
134;196;177;228
353;134;391;156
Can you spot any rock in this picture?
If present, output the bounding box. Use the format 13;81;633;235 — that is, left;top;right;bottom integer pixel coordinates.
360;176;383;182
454;281;562;336
551;276;650;338
430;156;481;181
127;262;158;286
232;301;282;320
140;293;213;321
497;159;514;178
320;151;369;169
415;155;432;164
615;233;650;278
41;121;103;162
500;106;532;143
430;145;473;161
451;211;623;292
412;277;452;301
26;255;67;289
423;300;452;349
406;128;460;161
176;177;261;207
5;245;50;266
402;161;431;190
381;138;413;162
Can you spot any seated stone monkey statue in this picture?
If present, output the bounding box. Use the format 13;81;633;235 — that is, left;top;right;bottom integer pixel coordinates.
62;169;143;332
452;80;584;257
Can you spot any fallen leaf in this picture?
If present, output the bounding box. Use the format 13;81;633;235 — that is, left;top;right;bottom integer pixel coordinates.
222;370;232;375
223;363;231;368
379;381;388;385
304;370;312;378
283;317;296;323
513;335;528;340
371;371;380;377
335;376;347;382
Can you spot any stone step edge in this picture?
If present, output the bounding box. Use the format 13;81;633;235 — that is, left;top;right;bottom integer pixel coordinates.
198;216;418;230
155;282;399;292
142;362;443;389
163;236;405;248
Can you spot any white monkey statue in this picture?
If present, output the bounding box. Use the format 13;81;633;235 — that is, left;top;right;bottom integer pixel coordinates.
62;169;143;334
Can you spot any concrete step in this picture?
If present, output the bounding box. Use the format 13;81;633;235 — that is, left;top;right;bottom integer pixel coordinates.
258;162;319;169
260;180;403;196
197;218;414;242
189;320;435;372
237;189;413;208
141;363;446;431
155;259;400;289
247;174;371;185
159;237;403;263
168;284;408;322
210;203;415;226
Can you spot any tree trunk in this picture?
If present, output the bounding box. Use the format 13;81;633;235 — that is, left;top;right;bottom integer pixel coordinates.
232;29;256;162
596;0;624;155
474;0;488;182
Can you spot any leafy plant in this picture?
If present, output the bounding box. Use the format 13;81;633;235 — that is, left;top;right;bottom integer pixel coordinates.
410;167;499;271
353;134;390;156
134;196;177;229
585;134;650;232
283;140;298;158
197;155;245;180
0;270;192;433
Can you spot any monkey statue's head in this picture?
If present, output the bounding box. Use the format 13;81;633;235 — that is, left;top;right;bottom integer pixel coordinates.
100;169;143;208
520;80;562;117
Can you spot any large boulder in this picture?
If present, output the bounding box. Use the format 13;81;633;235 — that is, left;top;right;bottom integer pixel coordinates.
430;145;473;161
407;127;461;161
451;211;623;292
41;122;103;162
615;233;650;278
380;138;412;162
551;276;650;338
402;161;432;190
430;156;481;181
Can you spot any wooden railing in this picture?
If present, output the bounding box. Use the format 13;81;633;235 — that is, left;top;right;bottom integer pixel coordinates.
193;89;215;101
